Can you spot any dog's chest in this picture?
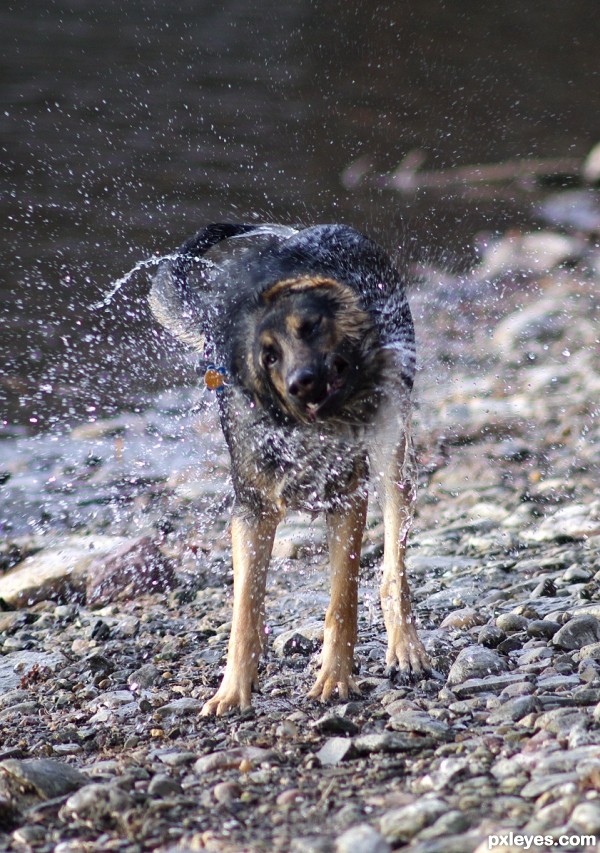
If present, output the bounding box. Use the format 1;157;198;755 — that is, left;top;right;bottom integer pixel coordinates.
220;390;367;512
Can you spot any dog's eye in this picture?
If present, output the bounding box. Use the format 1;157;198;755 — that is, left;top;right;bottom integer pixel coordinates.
262;345;279;368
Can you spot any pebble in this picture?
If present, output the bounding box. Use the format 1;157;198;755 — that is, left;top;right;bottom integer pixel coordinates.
148;774;182;797
379;798;447;844
387;710;453;741
315;738;355;766
440;607;485;630
446;645;507;687
526;619;560;639
496;613;528;633
552;615;600;650
477;625;506;648
335;824;391;853
59;783;135;825
212;781;242;805
128;663;162;690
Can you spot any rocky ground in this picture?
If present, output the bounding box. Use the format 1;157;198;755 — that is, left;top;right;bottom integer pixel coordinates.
1;220;600;853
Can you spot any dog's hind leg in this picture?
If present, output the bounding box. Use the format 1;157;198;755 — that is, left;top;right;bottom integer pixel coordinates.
307;490;367;702
201;512;278;715
369;398;430;681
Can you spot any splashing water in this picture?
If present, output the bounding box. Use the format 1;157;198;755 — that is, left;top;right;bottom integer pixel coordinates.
92;227;299;311
90;253;183;310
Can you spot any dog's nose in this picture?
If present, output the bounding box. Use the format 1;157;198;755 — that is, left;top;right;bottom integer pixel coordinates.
287;367;317;399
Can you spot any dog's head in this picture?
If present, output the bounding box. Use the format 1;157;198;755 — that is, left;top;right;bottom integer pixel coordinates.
233;276;381;425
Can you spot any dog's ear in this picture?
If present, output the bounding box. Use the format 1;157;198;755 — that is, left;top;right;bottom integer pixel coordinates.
148;223;300;351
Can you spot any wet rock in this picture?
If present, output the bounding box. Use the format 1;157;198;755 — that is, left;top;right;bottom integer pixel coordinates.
128;663;162;690
552;615;600;650
313;713;360;736
379;798;447;844
524;503;600;543
527;619;560;639
440;608;485;630
452;672;528;698
446;645;507;687
194;746;276;774
387;710;453;741
354;732;434;755
148;774;182;797
0;536;128;606
315;738;355;766
0;759;87;810
335;824;390;853
495;613;528;633
486;695;538;724
154;698;203;718
59;782;135;827
0;649;67;692
569;801;600;835
274;631;317;657
86;536;176;605
477;625;506;648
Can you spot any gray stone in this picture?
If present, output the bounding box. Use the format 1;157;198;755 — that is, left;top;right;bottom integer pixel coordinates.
452;672;526;698
335;824;390;853
553;615;600;650
0;650;67;692
148;774;182;797
0;536;128;606
154;698;202;718
446;645;507;687
313;713;359;736
379;798;447;844
0;759;87;801
527;619;560;639
496;613;528;633
570;801;600;835
486;695;538;724
315;737;355;766
353;732;433;755
387;710;453;741
520;773;579;799
59;783;135;826
128;663;162;690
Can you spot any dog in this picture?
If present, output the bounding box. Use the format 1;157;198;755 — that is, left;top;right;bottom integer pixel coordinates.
149;222;430;715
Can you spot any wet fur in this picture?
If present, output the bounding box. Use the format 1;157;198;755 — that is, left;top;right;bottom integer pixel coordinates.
149;222;430;714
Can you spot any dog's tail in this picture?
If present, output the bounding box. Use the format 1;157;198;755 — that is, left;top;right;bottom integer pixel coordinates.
148;223;265;350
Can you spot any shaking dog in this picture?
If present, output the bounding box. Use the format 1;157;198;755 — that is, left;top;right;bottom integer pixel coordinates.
149;222;430;715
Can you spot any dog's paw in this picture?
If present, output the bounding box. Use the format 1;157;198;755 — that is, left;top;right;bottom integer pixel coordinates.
385;624;431;682
201;674;255;716
307;672;361;702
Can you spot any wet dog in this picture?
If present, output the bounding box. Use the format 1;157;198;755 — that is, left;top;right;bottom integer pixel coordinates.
149;222;430;715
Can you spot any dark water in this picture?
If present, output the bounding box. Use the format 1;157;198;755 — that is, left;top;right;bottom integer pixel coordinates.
2;0;599;433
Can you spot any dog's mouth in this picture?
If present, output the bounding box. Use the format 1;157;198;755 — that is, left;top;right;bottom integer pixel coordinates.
302;356;350;422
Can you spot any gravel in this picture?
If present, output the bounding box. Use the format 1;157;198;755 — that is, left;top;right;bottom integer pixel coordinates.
1;233;600;851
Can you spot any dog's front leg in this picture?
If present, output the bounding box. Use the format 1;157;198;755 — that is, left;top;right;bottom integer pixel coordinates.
307;491;367;702
374;428;430;679
201;512;278;715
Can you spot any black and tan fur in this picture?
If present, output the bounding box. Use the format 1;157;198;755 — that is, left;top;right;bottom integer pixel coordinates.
149;222;430;714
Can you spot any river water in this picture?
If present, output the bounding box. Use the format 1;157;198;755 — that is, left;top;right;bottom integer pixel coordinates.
2;0;599;433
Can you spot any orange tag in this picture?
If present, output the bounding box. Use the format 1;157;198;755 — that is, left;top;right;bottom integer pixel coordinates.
204;368;226;390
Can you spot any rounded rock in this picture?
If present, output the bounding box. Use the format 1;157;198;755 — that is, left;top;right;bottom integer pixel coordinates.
527;619;560;639
496;613;528;634
553;615;600;651
570;800;600;835
335;823;391;853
